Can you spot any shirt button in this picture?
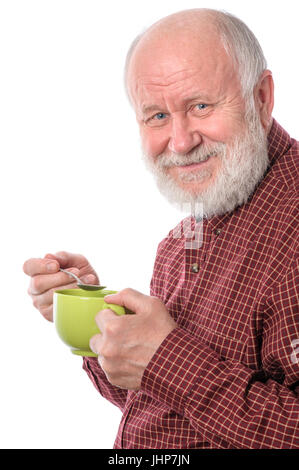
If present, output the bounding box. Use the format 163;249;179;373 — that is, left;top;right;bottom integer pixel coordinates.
191;263;199;273
214;229;221;236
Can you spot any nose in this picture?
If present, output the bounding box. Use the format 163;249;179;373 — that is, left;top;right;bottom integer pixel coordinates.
168;114;202;154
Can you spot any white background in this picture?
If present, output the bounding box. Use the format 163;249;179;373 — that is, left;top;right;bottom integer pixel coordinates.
0;0;298;449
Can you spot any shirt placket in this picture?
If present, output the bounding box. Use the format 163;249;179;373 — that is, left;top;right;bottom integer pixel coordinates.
184;219;211;284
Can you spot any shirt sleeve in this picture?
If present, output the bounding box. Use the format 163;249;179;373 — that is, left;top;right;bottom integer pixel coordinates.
82;357;128;412
141;257;299;449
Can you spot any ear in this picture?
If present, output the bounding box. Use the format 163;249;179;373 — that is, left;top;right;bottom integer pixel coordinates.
254;70;274;132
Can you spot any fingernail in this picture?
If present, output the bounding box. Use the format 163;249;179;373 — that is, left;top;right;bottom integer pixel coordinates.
81;274;94;283
46;262;58;273
104;294;116;301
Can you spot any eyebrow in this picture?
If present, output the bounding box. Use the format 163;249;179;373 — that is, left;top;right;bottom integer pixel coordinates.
141;104;163;115
183;94;211;103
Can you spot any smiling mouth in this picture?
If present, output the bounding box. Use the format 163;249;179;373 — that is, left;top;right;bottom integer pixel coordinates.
175;152;217;168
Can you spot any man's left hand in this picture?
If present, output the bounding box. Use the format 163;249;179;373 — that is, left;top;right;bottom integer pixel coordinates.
89;288;177;390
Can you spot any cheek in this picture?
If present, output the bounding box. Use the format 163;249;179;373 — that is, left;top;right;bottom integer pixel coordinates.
140;128;170;158
195;114;244;143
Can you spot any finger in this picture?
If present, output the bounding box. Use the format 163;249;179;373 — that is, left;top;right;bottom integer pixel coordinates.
23;258;60;277
89;333;103;355
80;274;98;284
39;304;55;323
45;252;91;270
28;268;80;295
103;288;149;314
44;252;99;283
30;280;78;310
95;308;118;332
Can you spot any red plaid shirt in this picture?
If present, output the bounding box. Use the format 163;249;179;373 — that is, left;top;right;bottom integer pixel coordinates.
83;120;299;449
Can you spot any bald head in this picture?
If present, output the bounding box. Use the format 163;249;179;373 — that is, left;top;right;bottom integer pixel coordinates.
129;10;227;78
135;8;218;40
125;8;267;101
132;8;221;42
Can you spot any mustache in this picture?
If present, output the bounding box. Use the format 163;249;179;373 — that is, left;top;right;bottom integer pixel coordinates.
155;143;226;169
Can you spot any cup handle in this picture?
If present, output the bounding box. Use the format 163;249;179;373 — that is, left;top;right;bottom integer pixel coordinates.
102;302;134;316
102;302;125;316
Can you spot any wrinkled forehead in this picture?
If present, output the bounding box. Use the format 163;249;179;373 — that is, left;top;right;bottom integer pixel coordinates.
127;29;238;107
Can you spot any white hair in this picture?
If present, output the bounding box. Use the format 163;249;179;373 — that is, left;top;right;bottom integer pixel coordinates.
124;9;267;100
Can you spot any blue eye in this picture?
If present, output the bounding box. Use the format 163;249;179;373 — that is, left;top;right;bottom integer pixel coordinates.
196;104;207;110
146;111;168;127
155;113;167;120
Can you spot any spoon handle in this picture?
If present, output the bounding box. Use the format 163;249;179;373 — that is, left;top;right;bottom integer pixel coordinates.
60;268;81;284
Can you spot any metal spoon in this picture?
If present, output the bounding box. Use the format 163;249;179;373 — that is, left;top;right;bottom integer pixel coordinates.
60;268;107;291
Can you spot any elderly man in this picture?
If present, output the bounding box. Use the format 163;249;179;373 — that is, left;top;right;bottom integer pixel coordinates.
23;9;299;449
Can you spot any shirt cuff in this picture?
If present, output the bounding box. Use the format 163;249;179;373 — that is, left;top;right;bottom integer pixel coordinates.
141;327;218;415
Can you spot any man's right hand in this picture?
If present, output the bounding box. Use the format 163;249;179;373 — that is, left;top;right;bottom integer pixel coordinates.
23;251;99;322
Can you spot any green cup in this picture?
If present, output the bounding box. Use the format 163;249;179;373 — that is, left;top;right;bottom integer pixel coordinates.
53;288;125;357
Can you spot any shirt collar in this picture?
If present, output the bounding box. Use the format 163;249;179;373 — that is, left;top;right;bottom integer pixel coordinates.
267;118;292;166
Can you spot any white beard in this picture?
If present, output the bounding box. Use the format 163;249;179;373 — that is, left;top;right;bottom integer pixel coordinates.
142;103;269;220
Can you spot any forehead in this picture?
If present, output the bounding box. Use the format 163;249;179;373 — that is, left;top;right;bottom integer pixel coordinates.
128;31;238;108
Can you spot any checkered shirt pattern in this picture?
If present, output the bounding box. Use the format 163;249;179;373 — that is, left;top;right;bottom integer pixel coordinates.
83;119;299;449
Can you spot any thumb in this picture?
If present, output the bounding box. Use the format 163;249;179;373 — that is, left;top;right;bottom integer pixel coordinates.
104;288;149;315
44;252;69;267
44;251;90;270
